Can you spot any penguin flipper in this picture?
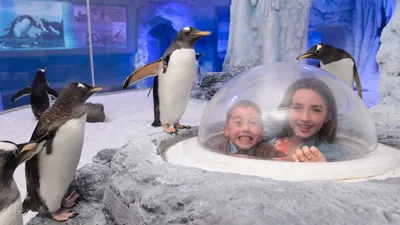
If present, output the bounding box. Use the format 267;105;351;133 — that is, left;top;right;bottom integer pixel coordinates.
353;66;363;99
47;87;58;98
11;86;32;102
122;60;162;89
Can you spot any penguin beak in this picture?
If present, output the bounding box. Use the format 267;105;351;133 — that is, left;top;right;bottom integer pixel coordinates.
17;142;39;163
296;53;315;60
192;30;212;37
44;67;47;71
88;86;104;95
17;134;49;163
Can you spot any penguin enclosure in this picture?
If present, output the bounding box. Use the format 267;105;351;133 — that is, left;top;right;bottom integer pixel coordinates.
0;0;395;112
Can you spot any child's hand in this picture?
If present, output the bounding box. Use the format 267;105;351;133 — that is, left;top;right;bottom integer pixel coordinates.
292;146;327;162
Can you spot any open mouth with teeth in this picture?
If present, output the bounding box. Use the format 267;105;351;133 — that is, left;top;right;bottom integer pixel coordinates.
238;135;253;142
297;124;314;133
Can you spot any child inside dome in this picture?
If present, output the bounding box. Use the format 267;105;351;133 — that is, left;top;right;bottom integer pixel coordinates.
215;99;285;159
271;77;350;162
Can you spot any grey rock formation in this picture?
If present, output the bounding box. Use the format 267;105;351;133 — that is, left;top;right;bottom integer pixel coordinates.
85;102;106;123
27;127;400;225
369;0;400;147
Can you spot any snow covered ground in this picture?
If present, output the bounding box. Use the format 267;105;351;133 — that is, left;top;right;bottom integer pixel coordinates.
0;89;208;224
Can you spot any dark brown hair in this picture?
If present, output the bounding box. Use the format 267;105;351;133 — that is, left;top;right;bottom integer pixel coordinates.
278;77;338;143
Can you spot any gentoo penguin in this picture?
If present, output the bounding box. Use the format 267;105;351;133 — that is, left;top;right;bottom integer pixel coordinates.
11;67;58;120
122;26;211;134
22;82;103;222
297;44;363;99
146;52;205;127
0;135;48;225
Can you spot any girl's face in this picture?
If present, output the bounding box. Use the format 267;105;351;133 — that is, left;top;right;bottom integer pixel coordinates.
288;89;328;141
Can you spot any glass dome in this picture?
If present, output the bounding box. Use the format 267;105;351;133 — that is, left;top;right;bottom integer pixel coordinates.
197;61;378;162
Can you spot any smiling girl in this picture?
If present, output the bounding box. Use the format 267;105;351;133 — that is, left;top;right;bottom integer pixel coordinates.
270;77;348;162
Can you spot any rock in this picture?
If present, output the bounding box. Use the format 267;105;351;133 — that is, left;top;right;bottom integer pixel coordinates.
85;102;105;123
190;71;237;100
27;127;400;225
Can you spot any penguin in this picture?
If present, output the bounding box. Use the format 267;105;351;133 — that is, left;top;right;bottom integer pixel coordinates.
296;44;363;99
0;135;48;225
22;82;103;222
146;52;204;127
195;52;204;86
11;67;59;120
122;26;211;134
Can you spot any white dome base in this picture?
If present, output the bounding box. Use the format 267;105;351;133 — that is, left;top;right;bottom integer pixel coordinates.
165;137;400;182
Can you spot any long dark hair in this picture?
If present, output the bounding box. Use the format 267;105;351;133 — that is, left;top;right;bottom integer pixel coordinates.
278;77;338;143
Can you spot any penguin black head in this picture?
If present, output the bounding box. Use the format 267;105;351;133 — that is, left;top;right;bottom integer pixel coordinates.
297;44;342;64
0;135;48;179
175;26;211;48
33;67;47;82
57;82;103;105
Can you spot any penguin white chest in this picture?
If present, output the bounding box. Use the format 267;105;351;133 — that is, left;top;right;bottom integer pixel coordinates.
38;113;87;212
158;48;197;125
0;198;23;225
321;58;355;88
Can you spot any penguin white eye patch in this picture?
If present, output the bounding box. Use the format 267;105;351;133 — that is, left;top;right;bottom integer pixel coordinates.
183;26;190;31
0;142;17;152
77;83;86;89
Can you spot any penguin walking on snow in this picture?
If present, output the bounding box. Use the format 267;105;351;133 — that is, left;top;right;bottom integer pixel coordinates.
0;135;48;225
147;52;205;127
297;44;363;99
22;82;103;222
11;67;59;120
122;26;211;134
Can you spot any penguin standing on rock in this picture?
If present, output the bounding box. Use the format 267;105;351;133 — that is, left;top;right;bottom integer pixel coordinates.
0;135;48;225
147;52;205;127
122;26;211;134
297;44;363;99
22;82;103;222
11;67;59;120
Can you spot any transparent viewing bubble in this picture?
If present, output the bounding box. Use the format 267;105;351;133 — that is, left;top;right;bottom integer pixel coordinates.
197;61;378;162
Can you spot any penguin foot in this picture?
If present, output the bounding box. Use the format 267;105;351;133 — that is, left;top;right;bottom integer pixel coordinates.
174;123;191;129
62;190;80;208
163;125;178;134
50;210;79;222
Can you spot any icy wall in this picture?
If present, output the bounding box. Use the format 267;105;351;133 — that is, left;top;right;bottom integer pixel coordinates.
224;0;394;93
223;0;314;72
369;0;400;146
